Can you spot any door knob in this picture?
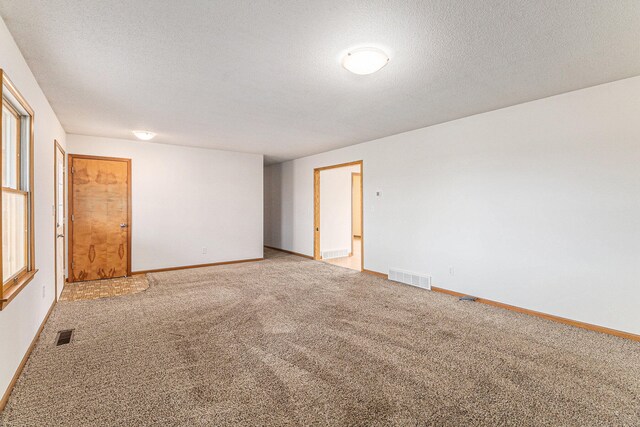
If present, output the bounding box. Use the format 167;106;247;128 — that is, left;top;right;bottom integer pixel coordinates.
120;223;128;228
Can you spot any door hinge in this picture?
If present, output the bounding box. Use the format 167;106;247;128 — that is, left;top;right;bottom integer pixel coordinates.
71;261;75;269
71;166;75;174
71;214;75;222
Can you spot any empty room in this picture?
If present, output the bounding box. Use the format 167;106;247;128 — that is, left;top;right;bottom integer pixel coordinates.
0;1;639;426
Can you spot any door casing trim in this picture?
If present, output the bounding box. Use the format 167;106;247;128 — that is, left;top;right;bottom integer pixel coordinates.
53;140;65;298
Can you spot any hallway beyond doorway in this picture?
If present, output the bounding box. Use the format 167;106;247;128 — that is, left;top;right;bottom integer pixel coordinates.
314;161;363;272
325;237;361;271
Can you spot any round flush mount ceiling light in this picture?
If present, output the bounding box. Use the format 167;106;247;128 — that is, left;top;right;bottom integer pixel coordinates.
132;130;156;140
342;47;389;75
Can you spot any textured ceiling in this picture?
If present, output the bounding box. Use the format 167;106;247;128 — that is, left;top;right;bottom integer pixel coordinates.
1;1;639;164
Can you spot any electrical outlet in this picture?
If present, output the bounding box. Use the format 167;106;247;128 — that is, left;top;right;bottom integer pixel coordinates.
202;247;207;255
376;190;383;197
449;267;454;276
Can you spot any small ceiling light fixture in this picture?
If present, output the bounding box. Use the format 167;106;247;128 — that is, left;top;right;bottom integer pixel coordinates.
342;47;389;75
132;130;156;140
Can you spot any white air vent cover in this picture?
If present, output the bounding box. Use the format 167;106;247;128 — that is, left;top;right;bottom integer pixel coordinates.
322;249;350;260
388;268;431;290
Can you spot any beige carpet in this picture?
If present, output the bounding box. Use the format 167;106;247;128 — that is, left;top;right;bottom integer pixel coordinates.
2;249;639;426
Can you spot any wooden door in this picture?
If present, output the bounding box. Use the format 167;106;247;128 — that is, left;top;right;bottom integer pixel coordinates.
69;155;131;282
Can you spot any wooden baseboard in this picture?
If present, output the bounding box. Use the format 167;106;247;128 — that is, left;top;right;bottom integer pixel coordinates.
431;286;640;342
363;269;387;278
1;298;56;412
132;258;264;275
264;246;313;260
359;269;639;342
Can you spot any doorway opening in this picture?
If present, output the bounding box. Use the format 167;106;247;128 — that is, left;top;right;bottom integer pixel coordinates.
313;161;363;271
68;154;131;282
54;141;66;299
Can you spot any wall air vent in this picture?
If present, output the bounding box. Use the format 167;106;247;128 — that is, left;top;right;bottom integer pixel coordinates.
388;268;431;290
321;249;350;260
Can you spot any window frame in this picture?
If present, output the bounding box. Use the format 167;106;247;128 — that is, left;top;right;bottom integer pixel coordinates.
0;69;37;310
2;100;22;189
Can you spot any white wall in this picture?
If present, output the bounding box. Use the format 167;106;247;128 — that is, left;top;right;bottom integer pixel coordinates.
67;135;263;272
352;173;362;237
320;165;359;254
264;76;640;336
0;17;67;400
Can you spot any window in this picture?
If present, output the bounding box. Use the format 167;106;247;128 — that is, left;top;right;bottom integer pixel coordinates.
0;70;36;309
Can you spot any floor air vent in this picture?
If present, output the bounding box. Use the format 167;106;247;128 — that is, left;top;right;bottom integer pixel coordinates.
56;329;74;346
388;269;431;290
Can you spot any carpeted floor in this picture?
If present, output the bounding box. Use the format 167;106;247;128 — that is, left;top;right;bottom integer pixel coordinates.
2;249;639;426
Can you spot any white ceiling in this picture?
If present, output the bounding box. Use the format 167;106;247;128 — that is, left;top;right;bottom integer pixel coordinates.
1;1;639;164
